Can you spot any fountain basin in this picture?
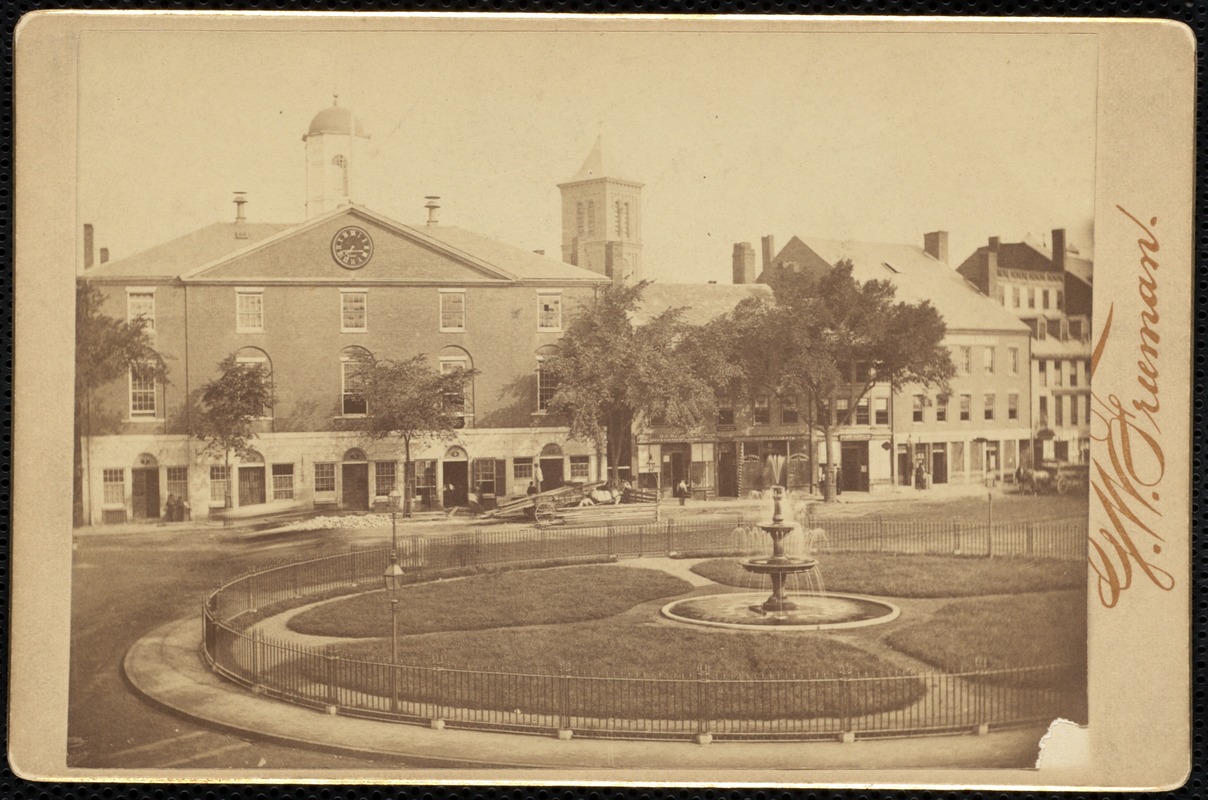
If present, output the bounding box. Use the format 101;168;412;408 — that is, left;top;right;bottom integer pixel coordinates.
740;557;819;574
661;592;900;631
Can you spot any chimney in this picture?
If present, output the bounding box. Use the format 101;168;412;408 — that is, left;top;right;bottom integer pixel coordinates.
988;236;1000;252
99;247;109;264
1051;228;1067;273
425;196;441;226
985;248;998;298
83;224;95;270
233;192;248;239
923;230;949;264
732;242;756;284
760;234;776;272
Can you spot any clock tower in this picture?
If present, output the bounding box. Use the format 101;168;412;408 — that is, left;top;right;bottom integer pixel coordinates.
303;97;371;218
557;136;643;284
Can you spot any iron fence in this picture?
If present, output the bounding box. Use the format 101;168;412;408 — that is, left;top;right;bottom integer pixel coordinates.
202;514;1087;742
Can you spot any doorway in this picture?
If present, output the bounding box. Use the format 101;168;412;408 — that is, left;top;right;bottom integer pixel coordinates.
443;461;468;507
239;466;266;506
931;444;949;484
717;444;738;497
341;463;369;510
839;441;869;492
131;468;161;520
538;457;563;491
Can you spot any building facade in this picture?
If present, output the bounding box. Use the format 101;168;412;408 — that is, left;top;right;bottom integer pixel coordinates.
79;104;610;525
956;229;1093;464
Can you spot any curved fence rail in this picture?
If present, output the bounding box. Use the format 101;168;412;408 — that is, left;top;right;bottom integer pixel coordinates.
202;515;1088;742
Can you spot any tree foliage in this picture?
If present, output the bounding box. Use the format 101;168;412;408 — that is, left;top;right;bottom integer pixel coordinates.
541;281;723;485
190;354;276;506
74;283;168;525
345;351;479;513
722;260;956;499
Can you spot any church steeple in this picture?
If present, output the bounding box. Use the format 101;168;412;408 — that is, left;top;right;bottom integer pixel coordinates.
302;97;371;218
557;137;643;284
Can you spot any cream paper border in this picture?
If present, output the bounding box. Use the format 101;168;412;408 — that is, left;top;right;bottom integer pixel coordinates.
10;12;1194;789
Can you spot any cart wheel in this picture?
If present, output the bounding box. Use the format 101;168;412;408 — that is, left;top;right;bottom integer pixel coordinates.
1055;476;1068;495
535;501;557;525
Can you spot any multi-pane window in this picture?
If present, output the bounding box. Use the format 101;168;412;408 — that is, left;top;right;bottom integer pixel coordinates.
103;469;125;505
127;290;155;332
936;396;948;422
835;397;850;425
166;466;189;501
1027;287;1036;309
1069;362;1079;387
1070;395;1079;426
537;358;557;411
984;393;996;421
341;290;367;332
129;364;157;417
874;398;889;425
1056;290;1064;311
959;346;972;374
209;466;230;504
996;285;1006;305
513;457;534;481
374;461;396;497
753;396;771;425
983;347;995;374
538;293;562;331
441;358;470;425
1012;286;1021;308
717;394;735;426
272;464;295;500
440;290;466;332
912;394;925;423
472;459;496;495
1008;347;1019;376
570;455;591;480
1054;360;1064;387
236;290;264;332
855;398;870;425
854;362;871;384
1055;395;1064;426
781;396;799;424
1039;396;1049;426
1042;289;1051;310
960;394;972;422
1039;361;1048;387
314;462;336;500
235;351;271;418
1008;393;1019;421
341;359;368;416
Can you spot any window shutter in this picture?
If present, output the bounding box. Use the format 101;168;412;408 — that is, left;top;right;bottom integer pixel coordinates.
495;459;507;498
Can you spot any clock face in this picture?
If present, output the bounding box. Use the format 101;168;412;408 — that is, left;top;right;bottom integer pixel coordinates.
331;226;374;269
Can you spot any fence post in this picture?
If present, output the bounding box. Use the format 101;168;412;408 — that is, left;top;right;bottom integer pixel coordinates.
838;670;854;743
668;518;676;555
251;628;263;689
1026;522;1035;556
696;665;712;745
325;644;339;714
430;654;446;729
557;661;574;740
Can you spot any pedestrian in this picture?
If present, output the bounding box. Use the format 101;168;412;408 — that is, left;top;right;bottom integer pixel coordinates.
834;466;843;496
526;481;538;496
163;494;178;522
676;478;689;506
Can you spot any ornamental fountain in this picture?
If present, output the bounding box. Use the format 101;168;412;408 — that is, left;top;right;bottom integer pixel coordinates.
660;486;900;631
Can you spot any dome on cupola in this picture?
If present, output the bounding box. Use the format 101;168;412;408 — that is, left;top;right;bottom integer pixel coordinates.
304;97;370;139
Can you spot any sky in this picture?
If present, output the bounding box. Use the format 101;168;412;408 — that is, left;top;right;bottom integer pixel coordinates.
78;28;1097;281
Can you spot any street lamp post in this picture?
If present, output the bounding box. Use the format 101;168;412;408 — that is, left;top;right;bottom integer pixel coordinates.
382;488;404;713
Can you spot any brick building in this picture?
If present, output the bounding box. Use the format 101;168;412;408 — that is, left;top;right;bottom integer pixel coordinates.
956;229;1093;464
78;102;609;525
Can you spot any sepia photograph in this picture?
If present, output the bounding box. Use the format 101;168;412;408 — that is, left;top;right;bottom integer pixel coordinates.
11;13;1194;787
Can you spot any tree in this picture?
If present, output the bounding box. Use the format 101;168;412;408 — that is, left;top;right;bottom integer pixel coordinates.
541;281;724;487
190;354;276;508
345;351;479;515
74;283;168;526
729;260;955;500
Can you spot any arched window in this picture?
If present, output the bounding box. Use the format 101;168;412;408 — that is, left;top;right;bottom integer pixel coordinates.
586;201;595;235
235;346;273;418
340;346;372;416
438;346;474;428
332;154;349;195
576;202;585;235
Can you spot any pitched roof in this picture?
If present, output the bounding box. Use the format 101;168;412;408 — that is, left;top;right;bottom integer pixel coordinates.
771;236;1031;334
559;135;642;186
633;281;771;326
420;224;608;284
83;222;291;279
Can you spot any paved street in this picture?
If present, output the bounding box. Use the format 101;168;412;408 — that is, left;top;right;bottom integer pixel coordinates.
68;524;474;770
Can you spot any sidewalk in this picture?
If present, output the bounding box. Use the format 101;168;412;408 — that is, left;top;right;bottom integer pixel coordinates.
124;616;1047;772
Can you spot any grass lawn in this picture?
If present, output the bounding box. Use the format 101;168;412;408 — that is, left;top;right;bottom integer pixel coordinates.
690;554;1085;597
287;565;692;637
304;622;925;720
810;492;1085;525
884;590;1087;674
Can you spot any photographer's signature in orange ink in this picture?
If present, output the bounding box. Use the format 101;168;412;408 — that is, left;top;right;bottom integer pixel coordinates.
1087;206;1172;608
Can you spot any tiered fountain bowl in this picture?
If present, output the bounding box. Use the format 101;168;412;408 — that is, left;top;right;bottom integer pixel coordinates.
661;486;900;631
